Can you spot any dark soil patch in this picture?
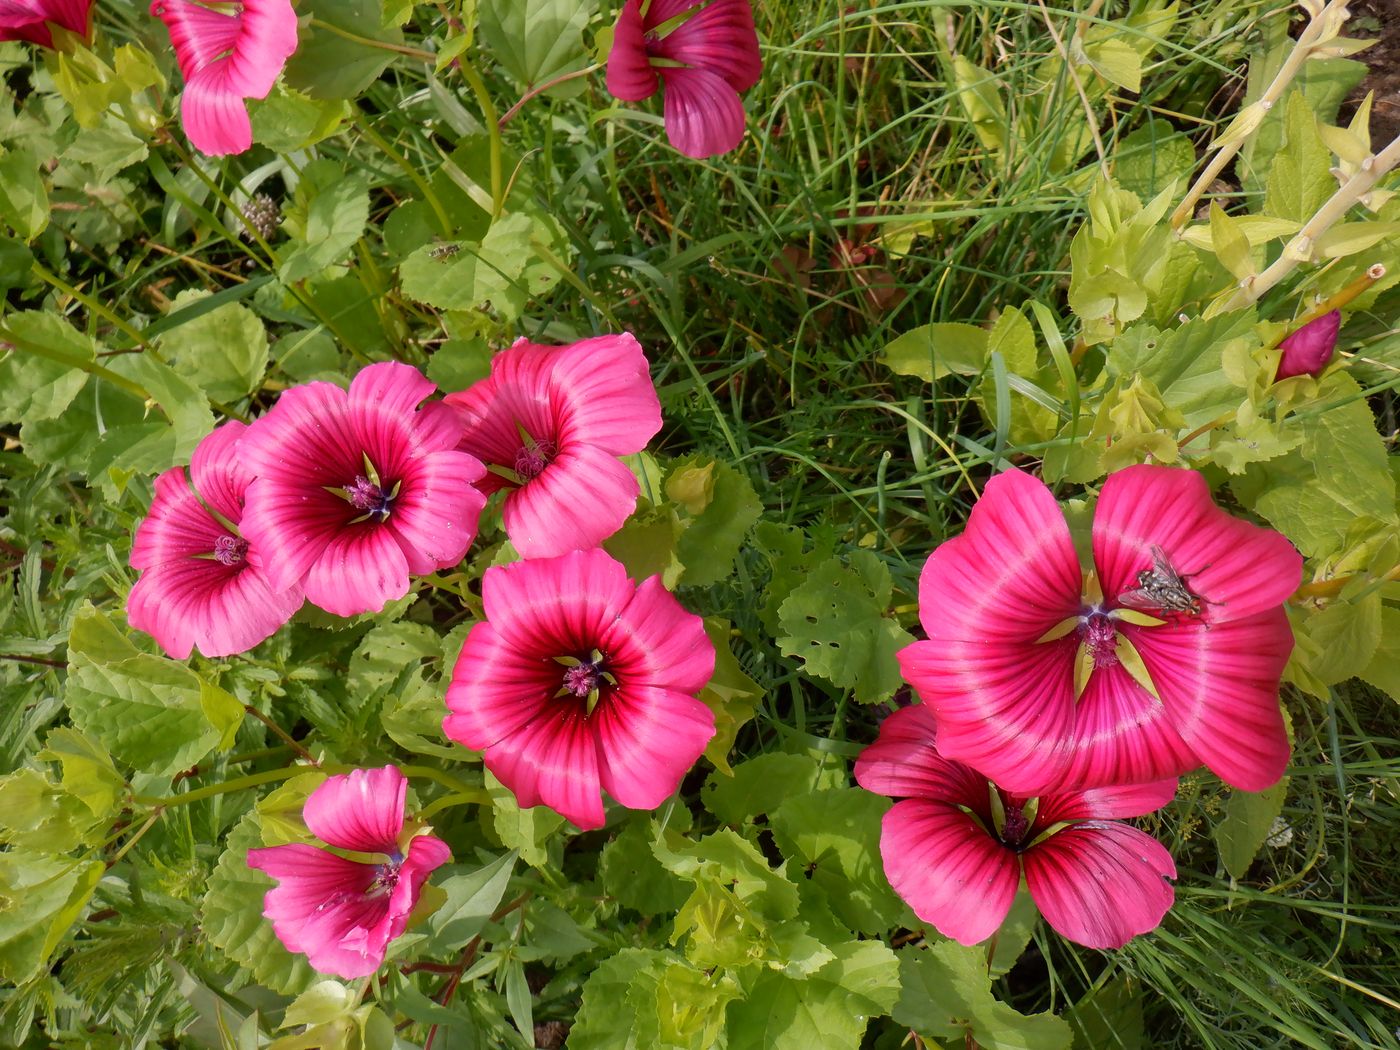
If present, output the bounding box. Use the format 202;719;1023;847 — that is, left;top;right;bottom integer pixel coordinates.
1344;0;1400;143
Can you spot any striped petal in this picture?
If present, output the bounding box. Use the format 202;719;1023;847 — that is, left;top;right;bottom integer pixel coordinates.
660;65;747;159
593;684;715;811
302;767;406;854
853;704;989;813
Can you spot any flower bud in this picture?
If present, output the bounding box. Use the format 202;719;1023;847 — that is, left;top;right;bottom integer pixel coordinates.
1275;309;1341;380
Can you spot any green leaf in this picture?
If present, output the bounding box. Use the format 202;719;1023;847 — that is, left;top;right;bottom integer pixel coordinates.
1065;977;1146;1050
1299;592;1382;686
569;947;671;1050
1263;92;1336;225
282;0;404;99
156;290;270;403
893;942;1073;1050
484;769;564;868
696;618;761;775
978;306;1059;444
1114;120;1195;203
1214;778;1289;880
0;852;104;983
477;0;597;87
250;84;350;151
0;149;49;241
279;165;371;283
0;768;102;853
879;322;989;382
61;123;148;183
946;53;1010;156
1360;605;1400;703
776;553;913;703
988;888;1039;978
201;809;319;995
670;457;762;586
1299;374;1397;524
768;788;902;934
122;353;218;469
424;851;517;953
1208;203;1255;283
0;313;94;424
629;959;741;1050
426;337;493;392
38;727;125;818
399;211;563;321
64;604;242;779
725;941;900;1050
654;828;801;923
600;815;693;917
1081;35;1141;93
702;752;826;826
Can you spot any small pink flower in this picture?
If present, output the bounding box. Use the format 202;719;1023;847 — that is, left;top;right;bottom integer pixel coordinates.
128;421;303;659
0;0;90;47
1275;310;1341;380
607;0;762;158
443;334;662;559
442;548;716;830
239;362;487;617
246;766;451;980
149;0;298;156
856;705;1177;950
900;465;1302;796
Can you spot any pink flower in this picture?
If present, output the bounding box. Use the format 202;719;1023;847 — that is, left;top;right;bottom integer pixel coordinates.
607;0;762;158
900;465;1302;796
1275;309;1341;380
246;766;451;979
239;362;487;617
442;548;716;830
856;705;1177;950
0;0;90;47
443;334;662;559
149;0;298;156
128;421;303;659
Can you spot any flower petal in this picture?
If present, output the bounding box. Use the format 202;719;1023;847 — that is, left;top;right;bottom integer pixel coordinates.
190;421;252;525
1275;310;1340;381
918;468;1083;644
482;706;605;830
223;0;298;99
302;766;407;854
604;575;715;695
502;443;641;558
853;704;989;813
1093;464;1303;624
1023;821;1175;950
480;549;635;654
1034;779;1178;826
606;0;658;101
180;62;253;156
899;635;1077;796
657;0;761;91
301;522;412;617
550;334;662;455
594;684;715;812
1058;660;1199;790
444;622;560;750
877;799;1020;946
1125;610;1293;791
385;449;486;575
660;65;747;158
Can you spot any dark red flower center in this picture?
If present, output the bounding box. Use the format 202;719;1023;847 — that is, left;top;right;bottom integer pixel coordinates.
345;475;395;520
1080;610;1119;668
1000;802;1032;847
562;660;602;698
367;856;402;898
213;534;249;566
514;440;557;481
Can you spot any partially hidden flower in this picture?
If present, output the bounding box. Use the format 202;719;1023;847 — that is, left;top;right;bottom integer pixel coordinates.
442;548;716;830
444;333;661;559
247;766;450;980
128;421;303;659
0;0;90;47
900;465;1302;796
607;0;762;159
855;704;1177;950
1275;309;1341;381
150;0;298;156
239;361;487;617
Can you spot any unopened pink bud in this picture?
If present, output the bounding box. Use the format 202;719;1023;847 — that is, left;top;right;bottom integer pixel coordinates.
1275;310;1341;380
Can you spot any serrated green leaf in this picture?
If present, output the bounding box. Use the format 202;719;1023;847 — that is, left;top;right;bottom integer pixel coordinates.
1299;592;1382;686
62;123;148;183
569;947;670;1050
726;941;900;1050
283;0;404;99
701;752;824;826
776;555;912;703
0;313;94;424
893;942;1073;1050
1300;374;1397;523
670;457;761;587
0;767;101;853
250;84;350;151
121;353;217;470
156;291;270;403
879;323;989;382
0;149;49;241
1208;203;1255;283
399;211;562;321
1359;605;1400;703
202;809;319;995
1214;779;1289;880
768;788;901;934
1106;309;1258;427
629;959;740;1050
600;816;692;917
484;769;564;869
654;828;800;922
1263;92;1335;225
38;727;125;818
0;852;104;983
279;168;370;283
697;618;760;775
1115;119;1195;203
477;0;596;87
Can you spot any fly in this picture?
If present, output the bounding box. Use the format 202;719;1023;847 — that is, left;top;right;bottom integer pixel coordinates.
1117;545;1210;618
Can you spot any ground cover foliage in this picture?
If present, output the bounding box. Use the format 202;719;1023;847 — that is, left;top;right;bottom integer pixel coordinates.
2;0;1400;1047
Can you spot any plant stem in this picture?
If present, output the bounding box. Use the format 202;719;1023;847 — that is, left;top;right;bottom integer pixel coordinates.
0;322;153;403
309;18;436;61
132;764;318;808
455;59;505;218
107;807;163;868
243;705;317;764
30;262;149;349
1224;132;1400;310
498;64;600;128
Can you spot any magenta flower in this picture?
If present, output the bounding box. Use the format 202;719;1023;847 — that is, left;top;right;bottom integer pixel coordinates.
443;334;662;559
1275;309;1341;380
239;362;487;617
0;0;90;47
128;421;303;659
149;0;298;156
855;704;1177;950
246;766;450;980
900;465;1302;796
442;548;716;830
607;0;762;158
